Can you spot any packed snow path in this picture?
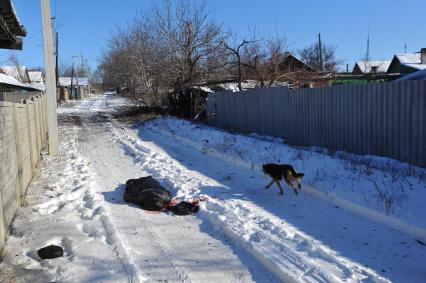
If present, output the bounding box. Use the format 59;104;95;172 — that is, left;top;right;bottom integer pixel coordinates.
1;94;425;283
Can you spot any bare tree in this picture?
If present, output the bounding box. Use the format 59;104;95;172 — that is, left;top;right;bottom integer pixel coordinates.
99;0;224;116
299;41;341;72
8;53;27;83
222;36;255;91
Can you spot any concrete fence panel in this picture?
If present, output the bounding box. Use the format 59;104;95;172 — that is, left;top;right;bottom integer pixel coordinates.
0;101;20;242
0;93;48;257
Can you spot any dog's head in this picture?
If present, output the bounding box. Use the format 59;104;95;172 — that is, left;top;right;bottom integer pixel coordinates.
295;173;304;189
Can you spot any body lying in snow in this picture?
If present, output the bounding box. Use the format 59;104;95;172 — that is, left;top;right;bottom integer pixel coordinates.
124;176;199;215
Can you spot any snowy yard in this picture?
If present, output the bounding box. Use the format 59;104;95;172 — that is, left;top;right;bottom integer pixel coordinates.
1;94;425;283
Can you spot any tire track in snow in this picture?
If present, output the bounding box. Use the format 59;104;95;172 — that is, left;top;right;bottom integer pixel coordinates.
106;119;253;283
107;119;391;283
72;99;145;283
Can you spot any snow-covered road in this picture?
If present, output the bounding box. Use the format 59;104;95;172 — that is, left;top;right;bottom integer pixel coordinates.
1;94;425;283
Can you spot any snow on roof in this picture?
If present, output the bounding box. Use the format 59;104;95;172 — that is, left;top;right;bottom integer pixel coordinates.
0;72;42;90
355;60;391;73
59;77;89;87
0;66;28;81
219;80;259;92
395;53;421;64
28;71;43;83
0;72;25;87
30;82;45;91
403;63;426;71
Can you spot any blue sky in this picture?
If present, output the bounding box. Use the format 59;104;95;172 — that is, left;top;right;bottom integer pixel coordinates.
4;0;426;71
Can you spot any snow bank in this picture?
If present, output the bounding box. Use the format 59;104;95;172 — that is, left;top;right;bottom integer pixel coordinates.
142;117;426;234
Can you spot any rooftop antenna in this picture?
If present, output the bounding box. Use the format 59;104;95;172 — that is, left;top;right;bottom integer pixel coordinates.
404;38;407;53
366;25;370;61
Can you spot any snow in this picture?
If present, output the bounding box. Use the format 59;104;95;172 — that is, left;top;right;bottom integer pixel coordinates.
402;63;426;70
0;72;26;87
219;80;259;92
354;61;391;73
1;93;425;283
395;53;421;64
0;66;28;82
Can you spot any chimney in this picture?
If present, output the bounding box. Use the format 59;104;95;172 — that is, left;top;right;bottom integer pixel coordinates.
421;48;426;64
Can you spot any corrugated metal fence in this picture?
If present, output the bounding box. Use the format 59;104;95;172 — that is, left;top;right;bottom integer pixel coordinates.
207;80;426;167
0;92;47;256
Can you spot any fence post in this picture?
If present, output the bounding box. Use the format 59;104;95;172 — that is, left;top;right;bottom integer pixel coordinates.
0;128;4;256
25;100;36;172
0;193;4;257
12;104;24;202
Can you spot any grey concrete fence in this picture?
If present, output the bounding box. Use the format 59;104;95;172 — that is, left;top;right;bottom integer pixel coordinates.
0;92;47;256
206;80;426;167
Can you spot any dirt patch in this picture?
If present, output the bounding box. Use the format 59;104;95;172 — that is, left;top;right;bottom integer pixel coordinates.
112;105;161;124
58;115;82;126
88;113;110;123
112;105;163;118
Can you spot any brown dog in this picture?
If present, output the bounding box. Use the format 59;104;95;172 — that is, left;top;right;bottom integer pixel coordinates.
262;164;305;195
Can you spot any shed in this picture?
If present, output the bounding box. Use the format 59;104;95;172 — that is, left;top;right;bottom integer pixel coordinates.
59;77;90;100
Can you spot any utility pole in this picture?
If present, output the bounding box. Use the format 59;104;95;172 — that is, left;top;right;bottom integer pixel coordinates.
40;0;59;156
55;32;59;87
75;55;80;99
318;33;323;72
366;31;370;61
70;60;74;99
80;51;85;78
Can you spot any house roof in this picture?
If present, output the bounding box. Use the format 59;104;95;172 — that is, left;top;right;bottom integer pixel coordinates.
392;52;426;71
282;52;316;72
354;60;391;73
0;71;42;90
59;77;89;87
395;53;421;64
0;65;27;81
0;0;26;49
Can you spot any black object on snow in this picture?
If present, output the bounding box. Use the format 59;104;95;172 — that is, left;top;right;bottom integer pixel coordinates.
168;201;200;215
124;176;172;211
124;176;200;215
37;245;64;259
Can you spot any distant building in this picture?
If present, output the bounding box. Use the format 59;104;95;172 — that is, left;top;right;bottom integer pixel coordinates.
59;77;90;100
28;70;45;91
387;48;426;74
352;60;391;75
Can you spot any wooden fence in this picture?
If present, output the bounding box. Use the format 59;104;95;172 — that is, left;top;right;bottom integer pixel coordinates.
206;80;426;168
0;92;47;256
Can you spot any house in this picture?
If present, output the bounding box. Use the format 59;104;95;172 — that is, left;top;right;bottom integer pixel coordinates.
387;48;426;74
352;60;391;75
59;77;90;100
0;0;26;50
